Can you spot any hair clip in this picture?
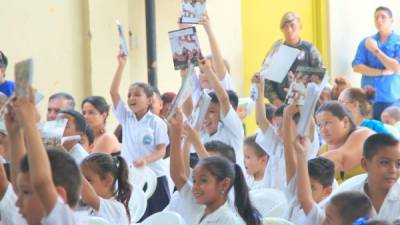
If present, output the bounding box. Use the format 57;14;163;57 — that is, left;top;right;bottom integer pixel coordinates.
352;217;369;225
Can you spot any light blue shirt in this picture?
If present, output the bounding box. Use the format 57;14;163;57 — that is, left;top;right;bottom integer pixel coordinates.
352;32;400;103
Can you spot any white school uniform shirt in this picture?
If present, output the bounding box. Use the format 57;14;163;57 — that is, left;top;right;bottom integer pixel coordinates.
304;203;325;225
191;71;235;106
0;183;27;225
246;175;265;190
256;127;319;191
335;177;400;223
283;176;329;225
69;143;88;165
200;106;245;171
88;198;129;225
177;182;244;225
41;197;89;225
113;100;169;177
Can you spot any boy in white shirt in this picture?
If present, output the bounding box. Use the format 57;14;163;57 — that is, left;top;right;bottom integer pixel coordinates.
294;136;373;225
333;133;400;224
243;135;268;190
58;109;89;164
6;90;87;225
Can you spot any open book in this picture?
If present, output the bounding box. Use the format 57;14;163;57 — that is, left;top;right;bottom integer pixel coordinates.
260;43;300;83
169;27;201;70
180;0;206;24
296;73;329;136
116;20;129;56
167;64;196;121
14;58;33;97
190;90;211;129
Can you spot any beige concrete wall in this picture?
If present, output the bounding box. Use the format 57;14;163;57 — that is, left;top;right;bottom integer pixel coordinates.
329;0;400;86
0;0;244;130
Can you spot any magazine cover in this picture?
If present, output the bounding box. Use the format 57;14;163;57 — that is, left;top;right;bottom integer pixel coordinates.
14;58;33;97
190;90;211;129
116;20;129;56
167;64;196;121
180;0;206;24
285;66;327;106
38;118;68;147
169;27;201;70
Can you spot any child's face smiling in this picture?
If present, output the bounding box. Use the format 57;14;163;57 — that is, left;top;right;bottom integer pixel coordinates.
204;103;220;135
192;165;227;206
127;86;151;115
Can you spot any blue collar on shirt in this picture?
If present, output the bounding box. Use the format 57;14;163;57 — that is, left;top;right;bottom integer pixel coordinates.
372;31;400;49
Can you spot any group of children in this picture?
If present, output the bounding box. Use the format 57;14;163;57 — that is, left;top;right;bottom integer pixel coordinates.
1;5;400;225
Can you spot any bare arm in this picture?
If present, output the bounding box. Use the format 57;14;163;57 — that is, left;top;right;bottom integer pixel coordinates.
295;136;315;214
0;163;8;200
133;144;166;168
110;51;127;106
201;14;226;80
180;68;194;117
253;74;270;132
199;58;230;117
282;104;298;183
374;47;400;73
184;123;209;159
169;109;187;190
80;176;100;210
15;93;58;215
353;64;392;76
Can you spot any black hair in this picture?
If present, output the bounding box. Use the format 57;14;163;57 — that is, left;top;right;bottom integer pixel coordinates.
60;109;87;134
329;191;372;225
49;92;76;109
208;90;239;111
308;157;335;188
85;124;95;145
375;6;392;18
363;133;399;161
275;105;300;123
244;135;267;158
265;104;276;123
316;101;357;134
130;82;154;98
19;148;82;207
81;96;110;123
196;157;262;225
81;153;132;220
364;220;390;225
204;141;236;163
0;51;8;68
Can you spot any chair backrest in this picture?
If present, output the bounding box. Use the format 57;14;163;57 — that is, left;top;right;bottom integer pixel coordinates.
140;211;186;225
262;217;295;225
128;165;158;199
87;216;111;225
129;184;148;223
249;188;287;217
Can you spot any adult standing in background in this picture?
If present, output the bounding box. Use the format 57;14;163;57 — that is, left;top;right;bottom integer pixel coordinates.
352;6;400;120
264;12;323;107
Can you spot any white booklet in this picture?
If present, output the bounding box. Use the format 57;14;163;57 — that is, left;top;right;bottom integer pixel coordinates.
38;118;68;147
169;27;201;70
296;73;329;136
260;43;300;83
190;90;211;129
167;64;196;121
116;20;129;56
14;58;33;97
180;0;206;24
238;97;255;116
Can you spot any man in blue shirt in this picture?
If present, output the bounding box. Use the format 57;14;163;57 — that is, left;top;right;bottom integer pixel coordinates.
0;51;15;97
352;6;400;120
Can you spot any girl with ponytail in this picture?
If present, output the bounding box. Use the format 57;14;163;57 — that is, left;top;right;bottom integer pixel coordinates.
169;109;261;225
80;153;132;225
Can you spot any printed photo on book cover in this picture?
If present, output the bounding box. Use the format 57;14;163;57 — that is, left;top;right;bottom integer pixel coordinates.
181;0;206;24
169;27;201;70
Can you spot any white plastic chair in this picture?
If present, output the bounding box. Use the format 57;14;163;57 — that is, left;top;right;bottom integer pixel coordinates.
129;185;148;224
87;216;111;225
262;217;295;225
140;211;186;225
128;165;158;199
334;173;368;194
250;188;287;217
